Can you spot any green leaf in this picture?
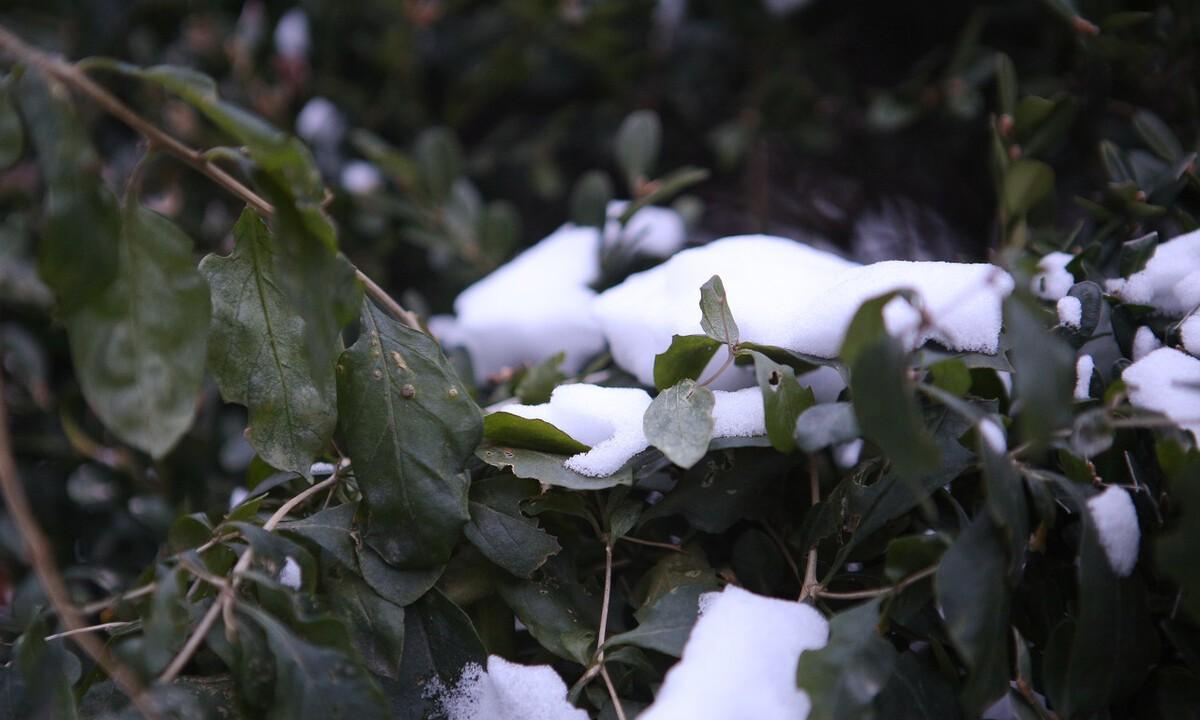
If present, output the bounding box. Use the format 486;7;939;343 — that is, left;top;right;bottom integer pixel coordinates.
414;127;462;203
201;210;345;476
357;544;443;608
465;476;561;578
699;275;740;346
67;194;211;458
884;535;946;583
514;351;567;405
874;652;962;719
995;53;1017;116
1002;159;1055;217
644;380;715;469
1061;281;1103;347
851;335;940;478
929;359;972;396
615;109;661;186
337;299;482;568
237;603;387;720
477;444;633;490
1133;109;1183;162
1006;296;1074;448
643;448;795;533
13;616;79;720
794;403;860;453
229;521;318;593
141;568;190;676
18;68;119;313
278;503;359;570
498;563;598;664
654;334;722;390
751;351;815;453
616;166;710;224
0;75;23;169
796;597;897;720
604;584;705;658
384;590;486;720
979;424;1030;575
1118;231;1158;277
936;514;1011;714
569;170;615;228
483;412;590;455
1156;444;1200;621
326;570;407;679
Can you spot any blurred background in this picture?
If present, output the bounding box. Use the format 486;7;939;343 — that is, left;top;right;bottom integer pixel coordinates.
1;0;1197;604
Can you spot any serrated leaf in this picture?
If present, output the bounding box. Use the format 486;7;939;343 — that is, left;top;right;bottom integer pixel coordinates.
201;210;342;476
699;275;739;346
337;299;482;568
17;68;119;313
796;597;897;720
604;584;705;658
615;109;661;186
67;196;210;458
794;403;860;452
483;412;590;455
0;75;23;169
654;334;722;390
569;170;614;228
644;380;715;469
750;350;815;453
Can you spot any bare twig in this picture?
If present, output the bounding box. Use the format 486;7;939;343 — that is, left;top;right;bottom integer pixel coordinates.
798;461;821;602
45;620;137;642
0;24;421;331
813;565;939;600
0;375;158;718
618;535;683;553
596;539;627;720
80;582;157;615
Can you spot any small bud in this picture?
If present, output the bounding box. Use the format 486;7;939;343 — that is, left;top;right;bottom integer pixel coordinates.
998;114;1014;138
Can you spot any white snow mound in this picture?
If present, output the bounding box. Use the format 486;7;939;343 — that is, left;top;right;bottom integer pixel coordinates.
1031;252;1075;301
1087;486;1140;577
1132;326;1162;362
641;585;830;720
1106;229;1200;315
1057;295;1082;328
1122;347;1200;440
605;201;687;258
1074;355;1095;401
437;655;587;720
1181;315;1200;357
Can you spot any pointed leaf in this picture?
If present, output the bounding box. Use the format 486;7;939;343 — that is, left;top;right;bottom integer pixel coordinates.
699;275;739;346
644;380;715;469
751;350;815;453
654;334;722;390
796;597;897;720
483;412;590;455
604;584;705;658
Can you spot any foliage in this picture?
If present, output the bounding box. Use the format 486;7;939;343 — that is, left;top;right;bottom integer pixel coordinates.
1;2;1200;719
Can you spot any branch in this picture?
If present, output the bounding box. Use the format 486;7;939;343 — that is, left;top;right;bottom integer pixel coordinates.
0;376;159;718
0;24;421;331
813;565;939;601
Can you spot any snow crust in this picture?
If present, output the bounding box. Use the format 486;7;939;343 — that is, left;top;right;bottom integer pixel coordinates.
1057;295;1082;328
1105;229;1200;315
605;201;687;258
1132;326;1162;361
1031;252;1075;300
641;585;829;720
594;235;1011;387
436;656;587;720
1087;486;1140;577
1182;315;1200;357
1122;347;1200;440
1074;355;1095;401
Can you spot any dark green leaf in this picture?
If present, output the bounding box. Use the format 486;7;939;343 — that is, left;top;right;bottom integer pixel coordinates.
751;351;815;453
229;521;317;593
477;444;633;490
615;109;661;185
1003;159;1055;217
616;166;710;224
499;570;597;664
929;359;971;397
873;652;962;720
357;544;443;608
699;275;739;346
278;503;358;570
68;195;210;458
643;448;795;533
643;380;715;469
326;570;407;679
465;476;560;578
884;535;946;583
979;424;1029;575
1060;281;1103;347
794;403;860;453
384;589;485;720
142;569;189;676
514;351;567;405
1133;109;1183;161
654;334;722;390
1118;232;1158;278
201;211;345;476
797;597;897;720
604;583;705;657
483;412;590;455
569;170;614;228
0;75;23;169
1156;444;1200;621
936;514;1010;714
1006;296;1074;447
851;334;940;478
415;127;462;202
337;299;482;568
995;54;1017;116
13;616;79;720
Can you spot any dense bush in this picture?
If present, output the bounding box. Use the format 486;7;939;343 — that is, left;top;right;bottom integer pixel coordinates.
1;2;1199;719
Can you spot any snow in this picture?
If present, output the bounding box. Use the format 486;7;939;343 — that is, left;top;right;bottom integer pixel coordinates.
1122;348;1200;440
296;97;344;147
712;387;766;438
228;486;249;510
310;462;336;476
436;656;587;720
1132;326;1162;361
279;556;302;590
833;439;864;468
1057;295;1082;328
1031;252;1075;300
978;418;1007;453
1181;315;1200;357
605;201;686;258
1087;486;1140;577
274;8;310;59
1074;354;1095;401
341;161;382;195
641;585;829;720
1105;228;1200;315
593;235;1011;387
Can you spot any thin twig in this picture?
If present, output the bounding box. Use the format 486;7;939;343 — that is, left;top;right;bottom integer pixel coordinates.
0;24;421;331
80;582;157;615
596;538;627;720
618;535;683;553
0;375;158;718
813;565;939;600
44;620;137;642
798;461;821;601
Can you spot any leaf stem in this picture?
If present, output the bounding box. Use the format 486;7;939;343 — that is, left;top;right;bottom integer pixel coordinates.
0;375;158;718
0;23;421;331
798;460;821;602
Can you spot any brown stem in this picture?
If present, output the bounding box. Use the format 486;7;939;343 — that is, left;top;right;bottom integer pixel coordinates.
618;535;683;553
798;461;821;601
0;23;421;331
813;565;939;600
0;375;158;718
595;538;627;720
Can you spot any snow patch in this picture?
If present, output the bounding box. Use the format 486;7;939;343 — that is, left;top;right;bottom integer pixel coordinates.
279;556;302;590
436;656;587;720
1087;486;1140;577
1132;326;1162;361
1056;295;1082;328
1105;229;1200;315
712;387;766;438
1031;252;1075;300
341;161;383;195
1181;315;1200;357
605;201;686;258
1122;347;1200;440
641;585;829;720
1074;354;1095;401
978;418;1007;454
833;438;864;469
